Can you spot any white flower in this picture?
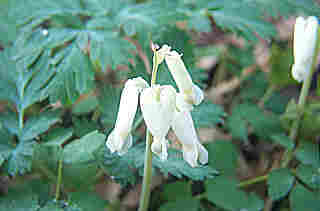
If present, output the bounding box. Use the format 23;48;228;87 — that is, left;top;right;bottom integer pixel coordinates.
171;110;208;167
292;16;319;82
106;77;148;155
140;85;176;160
106;45;208;167
165;50;204;108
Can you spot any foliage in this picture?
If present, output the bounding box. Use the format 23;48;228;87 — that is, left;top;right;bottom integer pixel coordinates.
0;0;319;210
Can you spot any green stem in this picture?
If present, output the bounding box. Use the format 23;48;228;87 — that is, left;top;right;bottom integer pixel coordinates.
19;110;24;130
132;115;144;131
55;154;63;201
281;40;320;168
138;46;160;211
237;175;269;188
138;131;153;211
259;86;276;108
35;161;57;182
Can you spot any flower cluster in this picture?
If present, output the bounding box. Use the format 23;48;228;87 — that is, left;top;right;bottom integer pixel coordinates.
292;16;319;82
106;44;208;167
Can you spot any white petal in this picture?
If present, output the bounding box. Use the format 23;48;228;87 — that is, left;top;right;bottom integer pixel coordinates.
182;144;199;167
151;137;168;161
171;110;208;167
106;77;148;154
292;63;311;82
125;77;149;92
305;16;319;59
293;16;305;61
165;51;194;94
176;93;194;112
197;143;208;165
192;84;204;105
156;44;171;64
106;130;133;155
292;16;319;82
165;51;204;106
140;85;176;139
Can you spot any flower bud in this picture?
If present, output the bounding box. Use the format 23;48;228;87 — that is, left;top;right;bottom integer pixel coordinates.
106;77;148;155
292;16;319;82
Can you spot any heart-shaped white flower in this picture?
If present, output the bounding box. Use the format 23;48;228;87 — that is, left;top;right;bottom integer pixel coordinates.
140;85;176;160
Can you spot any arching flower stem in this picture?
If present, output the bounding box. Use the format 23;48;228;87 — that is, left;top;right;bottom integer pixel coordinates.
138;44;160;211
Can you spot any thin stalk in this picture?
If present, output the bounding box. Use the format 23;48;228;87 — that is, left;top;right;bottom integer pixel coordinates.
55;154;63;201
138;131;153;211
138;46;159;211
259;86;276;108
19;110;24;130
281;38;320;168
132;115;144;131
237;175;269;188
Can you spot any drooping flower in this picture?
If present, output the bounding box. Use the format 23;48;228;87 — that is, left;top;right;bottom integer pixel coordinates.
106;44;209;167
106;77;148;155
140;85;176;160
171;110;208;167
292;16;319;82
165;50;204;108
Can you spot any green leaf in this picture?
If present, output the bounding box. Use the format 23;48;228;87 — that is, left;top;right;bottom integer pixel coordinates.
0;184;39;211
10;0;182;104
209;3;276;41
162;181;192;201
296;164;320;190
72;95;98;115
152;145;218;180
239;71;268;102
153;26;195;66
206;176;264;211
72;116;100;138
264;91;291;114
0;125;14;166
227;110;248;141
270;134;294;150
227;103;283;141
88;32;134;70
6;140;36;176
62;131;105;188
49;44;95;105
206;140;238;176
0;0;17;46
159;197;200;211
191;101;225;128
63;131;105;164
267;168;295;201
187;13;211;32
290;183;320;211
42;127;73;147
0;48;54;113
98;84;121;127
295;141;320;168
20;111;60;141
97;142;217;186
69;191;108;211
269;43;295;87
33;143;62;175
40;200;82;211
